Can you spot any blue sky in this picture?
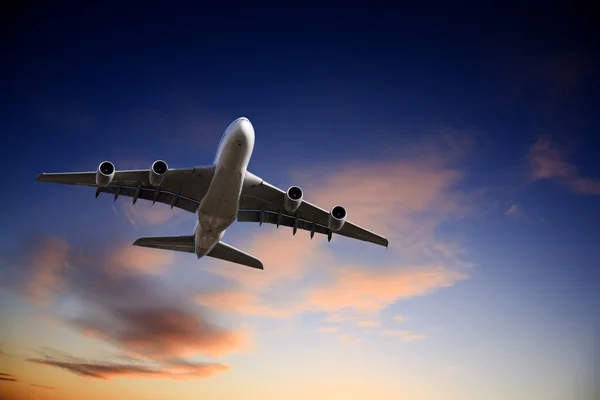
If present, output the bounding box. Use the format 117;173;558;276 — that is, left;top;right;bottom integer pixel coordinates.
1;3;599;400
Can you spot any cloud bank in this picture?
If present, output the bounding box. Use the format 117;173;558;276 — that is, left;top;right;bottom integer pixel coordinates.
3;237;249;381
197;137;474;341
529;139;600;195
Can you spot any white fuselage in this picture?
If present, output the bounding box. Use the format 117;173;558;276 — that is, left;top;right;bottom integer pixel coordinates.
194;117;255;257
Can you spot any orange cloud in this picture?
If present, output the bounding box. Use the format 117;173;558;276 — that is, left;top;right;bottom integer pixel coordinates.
206;228;332;291
315;327;339;333
0;372;17;382
301;159;466;234
202;149;473;328
29;355;228;381
382;329;426;341
356;320;380;327
30;385;55;390
324;313;361;323
393;315;407;324
201;264;467;321
24;237;70;306
305;266;467;314
529;139;600;195
10;234;250;377
105;245;175;275
195;289;296;319
78;307;251;359
338;334;362;345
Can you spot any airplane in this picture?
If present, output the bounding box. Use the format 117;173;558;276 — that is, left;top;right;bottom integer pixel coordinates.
36;117;388;270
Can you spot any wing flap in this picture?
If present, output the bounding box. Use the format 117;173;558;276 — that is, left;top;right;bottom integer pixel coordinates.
237;209;330;235
97;185;199;213
237;209;388;246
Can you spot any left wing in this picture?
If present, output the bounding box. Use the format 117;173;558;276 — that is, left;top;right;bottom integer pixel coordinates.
239;172;388;247
36;166;216;213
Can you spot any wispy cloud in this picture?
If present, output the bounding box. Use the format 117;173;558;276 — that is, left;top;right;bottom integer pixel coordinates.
30;384;56;389
382;330;426;342
105;245;175;275
0;372;17;382
505;203;523;219
29;352;228;380
324;313;361;323
71;306;250;360
60;256;253;361
195;289;296;319
23;237;70;306
315;327;339;333
356;320;380;328
393;315;407;324
338;334;362;346
305;266;467;315
529;139;600;195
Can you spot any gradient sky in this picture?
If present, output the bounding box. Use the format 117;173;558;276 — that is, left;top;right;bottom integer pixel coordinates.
1;3;599;400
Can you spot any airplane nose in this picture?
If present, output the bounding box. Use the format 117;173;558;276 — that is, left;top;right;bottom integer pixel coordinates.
233;117;254;141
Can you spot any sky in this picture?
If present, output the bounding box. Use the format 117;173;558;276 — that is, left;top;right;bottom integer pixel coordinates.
1;3;599;400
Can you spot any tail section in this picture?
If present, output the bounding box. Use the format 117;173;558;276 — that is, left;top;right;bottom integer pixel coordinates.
133;236;263;270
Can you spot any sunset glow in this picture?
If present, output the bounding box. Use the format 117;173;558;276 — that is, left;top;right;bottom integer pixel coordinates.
1;4;599;400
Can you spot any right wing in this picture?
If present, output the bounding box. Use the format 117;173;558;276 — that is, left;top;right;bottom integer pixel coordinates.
36;166;216;213
239;172;388;247
133;236;263;269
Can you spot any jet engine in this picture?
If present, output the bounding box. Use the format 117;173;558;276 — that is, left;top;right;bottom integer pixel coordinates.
149;160;168;187
284;186;303;213
96;161;115;187
328;205;347;232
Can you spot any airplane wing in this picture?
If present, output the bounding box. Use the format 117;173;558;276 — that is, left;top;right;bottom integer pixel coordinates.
239;172;389;247
36;166;216;213
133;236;263;269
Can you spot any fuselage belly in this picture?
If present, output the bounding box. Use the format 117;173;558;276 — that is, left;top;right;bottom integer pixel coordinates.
194;117;255;257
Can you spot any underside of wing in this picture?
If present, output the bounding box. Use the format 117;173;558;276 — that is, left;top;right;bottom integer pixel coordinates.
237;209;388;247
36;163;216;213
239;172;389;247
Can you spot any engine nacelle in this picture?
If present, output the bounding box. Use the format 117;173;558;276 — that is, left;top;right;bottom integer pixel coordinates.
96;161;115;187
149;160;168;187
284;186;303;213
328;205;347;232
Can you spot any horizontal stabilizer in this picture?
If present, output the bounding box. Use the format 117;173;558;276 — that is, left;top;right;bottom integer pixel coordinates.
133;235;195;253
133;236;263;270
207;240;263;270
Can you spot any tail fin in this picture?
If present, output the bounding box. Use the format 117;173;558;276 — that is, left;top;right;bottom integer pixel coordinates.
133;236;263;270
